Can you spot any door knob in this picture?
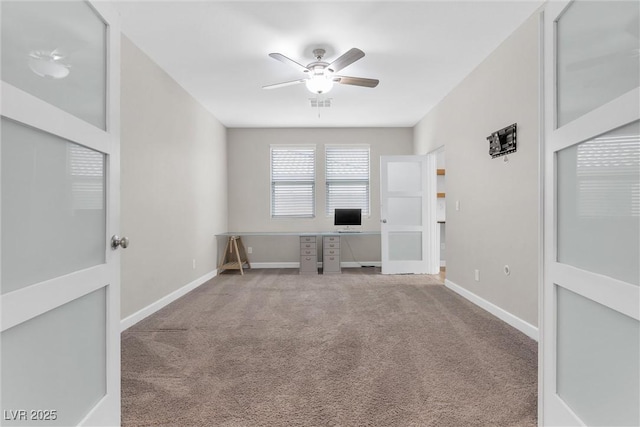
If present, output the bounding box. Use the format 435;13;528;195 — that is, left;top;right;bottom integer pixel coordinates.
382;219;387;223
111;235;130;249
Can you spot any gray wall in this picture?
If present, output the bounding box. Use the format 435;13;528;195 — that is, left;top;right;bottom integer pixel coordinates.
121;36;228;319
413;13;540;327
227;128;413;264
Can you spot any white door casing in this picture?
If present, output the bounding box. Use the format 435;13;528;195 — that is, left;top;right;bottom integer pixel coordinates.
0;1;121;426
541;1;640;426
380;155;438;275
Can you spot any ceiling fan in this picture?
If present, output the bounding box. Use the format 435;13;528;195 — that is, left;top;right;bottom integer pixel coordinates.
263;47;379;94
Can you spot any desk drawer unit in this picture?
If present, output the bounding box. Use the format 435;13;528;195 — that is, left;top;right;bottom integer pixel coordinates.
323;236;341;274
300;247;316;256
299;236;318;275
323;236;340;249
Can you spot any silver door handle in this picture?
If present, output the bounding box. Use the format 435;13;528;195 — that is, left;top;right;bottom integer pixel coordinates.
111;235;130;249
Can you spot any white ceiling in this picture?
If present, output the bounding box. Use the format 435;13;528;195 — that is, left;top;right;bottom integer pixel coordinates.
113;1;543;128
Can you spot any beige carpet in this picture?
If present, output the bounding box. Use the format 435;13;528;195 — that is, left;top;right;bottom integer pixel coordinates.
122;268;537;426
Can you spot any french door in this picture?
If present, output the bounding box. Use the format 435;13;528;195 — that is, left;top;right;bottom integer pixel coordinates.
542;1;639;425
380;155;438;274
0;1;122;426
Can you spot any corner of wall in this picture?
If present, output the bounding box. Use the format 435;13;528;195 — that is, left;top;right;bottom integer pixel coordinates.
412;12;541;330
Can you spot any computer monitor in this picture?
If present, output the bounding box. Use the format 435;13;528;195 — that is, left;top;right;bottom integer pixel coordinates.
334;208;362;229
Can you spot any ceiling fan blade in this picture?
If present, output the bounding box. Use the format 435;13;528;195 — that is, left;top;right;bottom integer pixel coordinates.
327;48;365;73
335;76;379;88
268;53;309;74
262;79;307;90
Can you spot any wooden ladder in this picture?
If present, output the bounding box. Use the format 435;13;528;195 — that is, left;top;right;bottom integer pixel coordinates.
218;236;251;274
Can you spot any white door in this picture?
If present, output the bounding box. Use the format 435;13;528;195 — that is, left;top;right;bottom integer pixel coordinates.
542;1;639;425
380;155;438;274
1;1;122;426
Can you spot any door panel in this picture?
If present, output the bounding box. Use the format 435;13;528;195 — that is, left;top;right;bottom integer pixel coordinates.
387;197;422;226
1;288;107;426
386;160;422;192
388;232;423;261
1;118;106;294
0;1;121;426
542;1;640;425
0;0;107;129
556;120;639;286
556;286;639;427
556;0;639;127
380;155;437;274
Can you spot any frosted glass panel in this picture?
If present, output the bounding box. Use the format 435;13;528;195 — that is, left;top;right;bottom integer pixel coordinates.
389;232;422;261
557;0;640;127
557;286;639;426
1;118;106;294
388;197;422;226
1;1;107;129
1;288;107;426
387;161;421;192
557;121;640;285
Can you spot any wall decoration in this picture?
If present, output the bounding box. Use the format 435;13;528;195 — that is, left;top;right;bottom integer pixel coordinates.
487;123;517;158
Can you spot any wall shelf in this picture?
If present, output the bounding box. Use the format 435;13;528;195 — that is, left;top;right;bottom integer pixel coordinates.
437;192;446;198
437;168;445;175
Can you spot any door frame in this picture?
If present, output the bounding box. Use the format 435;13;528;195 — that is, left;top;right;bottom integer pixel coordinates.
429;146;446;271
540;1;640;425
0;2;121;425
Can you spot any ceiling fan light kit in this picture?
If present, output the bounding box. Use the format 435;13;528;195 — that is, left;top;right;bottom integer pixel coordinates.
264;47;379;95
28;50;71;79
305;74;334;94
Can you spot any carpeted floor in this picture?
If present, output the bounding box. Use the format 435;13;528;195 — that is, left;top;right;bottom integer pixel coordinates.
121;268;537;426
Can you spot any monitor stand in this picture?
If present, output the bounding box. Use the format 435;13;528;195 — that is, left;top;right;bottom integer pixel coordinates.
338;226;361;233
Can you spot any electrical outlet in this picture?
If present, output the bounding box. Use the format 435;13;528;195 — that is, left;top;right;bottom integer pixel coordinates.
247;247;253;254
474;269;480;281
192;259;196;269
456;200;461;211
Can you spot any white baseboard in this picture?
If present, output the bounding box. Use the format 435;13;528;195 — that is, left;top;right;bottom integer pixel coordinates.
249;261;381;269
444;279;538;341
120;269;218;332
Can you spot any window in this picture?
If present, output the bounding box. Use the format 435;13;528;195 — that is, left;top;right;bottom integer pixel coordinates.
270;146;315;218
325;145;370;216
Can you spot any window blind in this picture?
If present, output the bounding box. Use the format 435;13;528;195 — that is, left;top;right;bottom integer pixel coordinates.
68;144;104;211
271;146;315;218
325;146;370;216
576;133;640;218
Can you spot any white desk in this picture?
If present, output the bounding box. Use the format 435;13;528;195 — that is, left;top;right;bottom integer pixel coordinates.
216;231;380;275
